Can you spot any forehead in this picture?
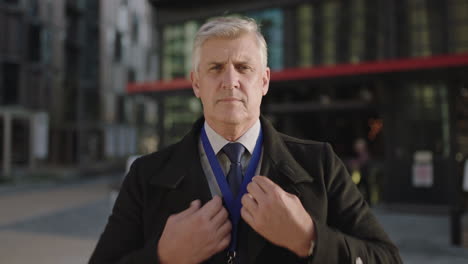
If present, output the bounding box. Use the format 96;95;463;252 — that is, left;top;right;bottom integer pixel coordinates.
199;34;261;64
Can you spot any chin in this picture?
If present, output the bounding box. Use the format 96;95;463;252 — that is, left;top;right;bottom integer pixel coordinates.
207;106;256;126
212;111;243;124
219;115;243;125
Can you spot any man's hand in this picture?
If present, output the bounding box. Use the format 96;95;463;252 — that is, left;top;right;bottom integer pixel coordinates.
241;176;316;257
157;196;232;264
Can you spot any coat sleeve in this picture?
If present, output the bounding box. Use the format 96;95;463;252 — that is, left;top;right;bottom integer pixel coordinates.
88;159;162;264
308;143;403;264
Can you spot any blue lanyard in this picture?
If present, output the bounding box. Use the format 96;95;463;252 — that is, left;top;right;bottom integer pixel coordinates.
200;126;263;255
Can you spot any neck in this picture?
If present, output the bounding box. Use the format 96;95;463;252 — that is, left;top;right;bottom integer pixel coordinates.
206;118;257;142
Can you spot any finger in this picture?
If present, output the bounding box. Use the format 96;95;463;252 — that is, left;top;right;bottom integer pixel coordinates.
173;199;201;219
217;218;232;238
241;193;258;212
211;207;229;228
252;176;279;194
241;206;255;228
199;196;223;219
216;232;231;252
285;191;299;200
246;181;267;203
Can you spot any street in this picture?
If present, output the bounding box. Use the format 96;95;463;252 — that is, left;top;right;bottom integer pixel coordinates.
1;175;468;264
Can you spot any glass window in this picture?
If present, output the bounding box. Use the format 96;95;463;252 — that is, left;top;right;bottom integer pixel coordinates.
83;90;100;121
247;8;284;70
322;1;339;65
397;82;450;157
349;0;366;63
184;21;198;77
162;20;199;80
82;26;98;80
164;95;202;145
28;24;42;62
124;98;134;124
297;4;314;67
65;16;82;46
116;95;125;123
0;13;5;56
448;0;468;53
41;28;52;65
455;84;468;156
2;63;20;105
135;102;145;125
128;68;136;83
25;70;42;109
26;0;40;17
114;31;122;62
131;14;139;43
162;24;184;80
144;100;158;125
3;0;19;5
407;0;431;57
5;15;23;57
77;0;86;9
64;85;77;122
11;119;30;165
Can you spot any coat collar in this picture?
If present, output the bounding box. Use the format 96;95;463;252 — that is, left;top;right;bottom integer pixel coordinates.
149;116;314;189
149;117;204;188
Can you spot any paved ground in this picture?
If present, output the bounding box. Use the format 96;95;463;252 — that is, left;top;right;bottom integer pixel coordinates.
375;209;468;263
1;176;468;263
0;178;112;264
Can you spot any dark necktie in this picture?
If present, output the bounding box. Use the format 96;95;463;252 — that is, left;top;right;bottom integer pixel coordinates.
222;143;245;198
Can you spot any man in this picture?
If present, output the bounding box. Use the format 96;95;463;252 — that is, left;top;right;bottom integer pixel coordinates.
89;16;402;264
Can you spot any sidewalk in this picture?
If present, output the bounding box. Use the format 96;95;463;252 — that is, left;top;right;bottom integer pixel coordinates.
375;208;468;263
0;177;114;264
0;178;467;263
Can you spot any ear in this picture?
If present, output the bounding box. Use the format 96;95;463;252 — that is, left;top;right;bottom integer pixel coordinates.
191;71;200;98
261;67;270;96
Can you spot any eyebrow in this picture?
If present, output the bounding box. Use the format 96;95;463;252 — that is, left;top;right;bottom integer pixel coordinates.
208;62;224;66
207;59;253;66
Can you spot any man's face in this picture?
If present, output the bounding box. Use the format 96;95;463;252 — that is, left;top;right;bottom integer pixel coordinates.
191;33;270;128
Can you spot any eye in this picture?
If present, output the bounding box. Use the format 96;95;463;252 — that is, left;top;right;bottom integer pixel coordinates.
236;64;251;72
209;64;223;71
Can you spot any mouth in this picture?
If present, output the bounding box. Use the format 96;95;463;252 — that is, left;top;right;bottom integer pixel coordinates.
217;97;242;103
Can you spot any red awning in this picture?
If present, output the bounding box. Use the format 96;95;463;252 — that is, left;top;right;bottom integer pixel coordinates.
127;53;468;94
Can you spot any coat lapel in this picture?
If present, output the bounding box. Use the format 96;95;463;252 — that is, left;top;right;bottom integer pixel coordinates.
246;116;316;264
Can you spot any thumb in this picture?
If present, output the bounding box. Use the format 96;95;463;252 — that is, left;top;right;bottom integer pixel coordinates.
189;199;201;209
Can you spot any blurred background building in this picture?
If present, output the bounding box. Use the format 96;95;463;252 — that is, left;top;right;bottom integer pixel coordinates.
0;0;157;179
1;0;468;219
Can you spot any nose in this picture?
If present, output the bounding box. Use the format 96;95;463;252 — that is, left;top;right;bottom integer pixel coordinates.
221;65;240;89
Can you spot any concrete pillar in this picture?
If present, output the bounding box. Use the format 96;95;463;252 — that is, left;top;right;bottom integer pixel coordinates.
3;112;12;177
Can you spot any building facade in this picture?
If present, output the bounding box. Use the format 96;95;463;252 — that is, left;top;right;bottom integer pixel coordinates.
0;0;157;178
100;0;159;160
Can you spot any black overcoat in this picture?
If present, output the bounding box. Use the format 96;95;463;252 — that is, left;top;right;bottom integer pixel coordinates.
89;116;402;264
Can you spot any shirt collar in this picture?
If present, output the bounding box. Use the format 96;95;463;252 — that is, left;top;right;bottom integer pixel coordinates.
204;119;261;155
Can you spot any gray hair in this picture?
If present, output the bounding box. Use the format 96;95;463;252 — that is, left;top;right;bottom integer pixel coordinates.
192;16;268;73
